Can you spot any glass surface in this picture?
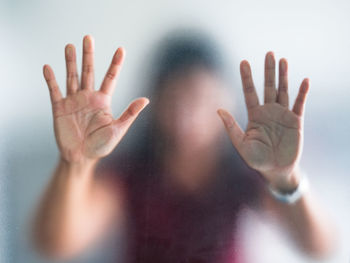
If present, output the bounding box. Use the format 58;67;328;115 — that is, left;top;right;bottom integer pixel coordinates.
0;1;349;262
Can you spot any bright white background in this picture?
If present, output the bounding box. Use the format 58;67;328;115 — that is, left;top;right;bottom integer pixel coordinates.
1;0;349;262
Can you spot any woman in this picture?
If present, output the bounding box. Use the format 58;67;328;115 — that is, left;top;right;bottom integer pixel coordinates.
34;31;335;262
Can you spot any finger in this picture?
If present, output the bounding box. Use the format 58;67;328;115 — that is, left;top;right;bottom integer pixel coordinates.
114;97;149;127
81;35;95;90
217;109;244;151
43;64;62;104
100;47;125;95
292;78;310;116
65;44;79;95
264;51;277;103
277;58;289;107
240;60;259;111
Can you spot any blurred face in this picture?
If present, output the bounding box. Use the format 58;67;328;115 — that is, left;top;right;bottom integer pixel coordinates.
155;67;230;151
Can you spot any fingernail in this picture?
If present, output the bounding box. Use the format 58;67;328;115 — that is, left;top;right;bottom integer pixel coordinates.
84;35;94;50
43;65;50;77
280;60;286;71
267;52;275;67
115;48;120;59
302;78;310;92
241;62;250;75
218;109;233;128
66;45;73;57
84;38;89;49
116;47;125;60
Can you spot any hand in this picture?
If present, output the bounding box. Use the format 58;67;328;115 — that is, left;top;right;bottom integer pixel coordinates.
43;35;149;164
218;52;309;192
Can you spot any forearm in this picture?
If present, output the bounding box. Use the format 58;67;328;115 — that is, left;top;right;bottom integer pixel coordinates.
33;157;98;256
265;170;337;259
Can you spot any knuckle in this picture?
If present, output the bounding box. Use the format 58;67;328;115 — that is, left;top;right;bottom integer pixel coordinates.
126;107;136;117
278;84;288;92
48;84;57;92
83;64;94;73
265;80;275;87
67;72;78;79
106;72;117;80
244;85;255;93
296;97;304;104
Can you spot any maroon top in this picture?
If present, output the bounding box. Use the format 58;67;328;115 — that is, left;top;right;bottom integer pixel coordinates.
103;152;263;263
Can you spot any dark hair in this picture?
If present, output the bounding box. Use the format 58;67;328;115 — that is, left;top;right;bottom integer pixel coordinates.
152;29;226;92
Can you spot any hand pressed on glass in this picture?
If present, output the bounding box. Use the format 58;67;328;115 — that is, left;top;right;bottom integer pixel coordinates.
218;52;309;193
43;35;149;163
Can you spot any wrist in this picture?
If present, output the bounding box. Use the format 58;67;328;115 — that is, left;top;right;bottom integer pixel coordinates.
267;172;309;204
59;156;98;175
263;168;301;194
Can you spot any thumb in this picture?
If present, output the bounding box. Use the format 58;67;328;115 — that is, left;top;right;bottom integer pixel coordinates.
217;109;244;151
113;97;149;134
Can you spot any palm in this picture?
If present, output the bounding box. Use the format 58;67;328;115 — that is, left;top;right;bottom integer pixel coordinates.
53;90;114;161
242;103;301;173
44;36;149;163
218;52;309;186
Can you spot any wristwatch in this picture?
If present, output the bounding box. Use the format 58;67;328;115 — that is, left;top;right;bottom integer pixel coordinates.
268;174;309;204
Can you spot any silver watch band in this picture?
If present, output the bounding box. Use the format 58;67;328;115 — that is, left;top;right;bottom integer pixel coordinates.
268;174;309;204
